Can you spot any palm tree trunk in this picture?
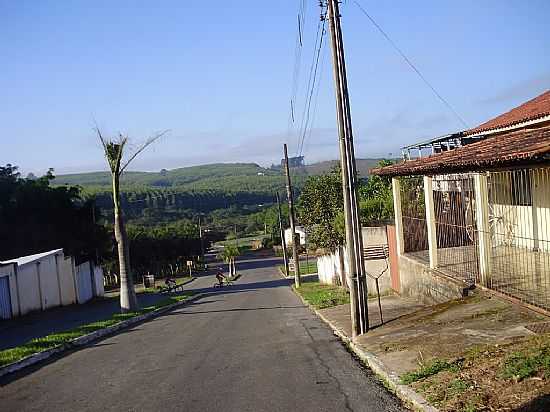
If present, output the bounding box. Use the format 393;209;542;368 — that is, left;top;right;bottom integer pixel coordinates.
112;173;138;312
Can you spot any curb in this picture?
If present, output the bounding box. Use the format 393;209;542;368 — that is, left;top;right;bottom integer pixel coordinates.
291;288;438;412
0;293;206;379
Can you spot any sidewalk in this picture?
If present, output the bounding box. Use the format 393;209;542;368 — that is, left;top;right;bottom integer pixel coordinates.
308;289;550;411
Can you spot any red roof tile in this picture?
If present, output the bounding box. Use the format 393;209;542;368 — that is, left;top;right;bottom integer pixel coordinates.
371;125;550;176
466;90;550;135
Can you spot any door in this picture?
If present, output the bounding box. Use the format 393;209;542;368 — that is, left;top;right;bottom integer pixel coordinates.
0;275;12;319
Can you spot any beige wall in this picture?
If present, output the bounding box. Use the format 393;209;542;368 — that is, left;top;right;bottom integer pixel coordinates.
490;169;550;251
317;227;392;296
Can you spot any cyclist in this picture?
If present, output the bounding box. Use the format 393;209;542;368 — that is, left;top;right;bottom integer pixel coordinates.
215;268;226;287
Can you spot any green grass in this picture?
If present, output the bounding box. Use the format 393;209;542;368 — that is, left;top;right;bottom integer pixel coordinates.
278;260;318;276
143;276;194;294
501;343;550;381
401;359;462;385
294;281;349;309
0;293;192;367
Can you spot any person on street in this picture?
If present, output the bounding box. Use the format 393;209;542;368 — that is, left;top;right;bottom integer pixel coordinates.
216;268;226;287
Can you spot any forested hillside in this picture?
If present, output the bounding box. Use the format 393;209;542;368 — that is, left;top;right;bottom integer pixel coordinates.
54;159;388;233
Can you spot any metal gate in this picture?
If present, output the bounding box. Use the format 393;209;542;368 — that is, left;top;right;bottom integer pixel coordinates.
0;275;12;320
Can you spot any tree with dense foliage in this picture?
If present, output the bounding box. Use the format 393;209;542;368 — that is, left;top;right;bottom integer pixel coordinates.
358;160;394;225
0;164;110;262
97;129;167;312
297;168;344;251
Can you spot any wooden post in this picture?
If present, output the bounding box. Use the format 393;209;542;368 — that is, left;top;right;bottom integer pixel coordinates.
392;177;405;256
423;176;438;269
474;173;492;285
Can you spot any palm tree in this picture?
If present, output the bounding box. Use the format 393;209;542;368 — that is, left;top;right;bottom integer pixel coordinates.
217;244;240;278
97;128;168;312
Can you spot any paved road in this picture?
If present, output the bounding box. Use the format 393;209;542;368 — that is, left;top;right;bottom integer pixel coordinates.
1;254;406;412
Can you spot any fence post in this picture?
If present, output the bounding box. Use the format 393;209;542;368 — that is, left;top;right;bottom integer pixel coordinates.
423;176;438;269
474;173;492;285
391;177;405;256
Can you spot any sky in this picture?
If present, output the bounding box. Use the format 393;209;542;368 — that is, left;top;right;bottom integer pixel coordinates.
1;0;549;176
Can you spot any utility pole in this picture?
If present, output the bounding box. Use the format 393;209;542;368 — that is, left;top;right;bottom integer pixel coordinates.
276;192;290;277
326;0;369;337
198;214;205;264
283;143;301;287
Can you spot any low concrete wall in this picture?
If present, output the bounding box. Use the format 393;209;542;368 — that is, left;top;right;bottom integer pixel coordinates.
317;226;392;296
399;254;468;305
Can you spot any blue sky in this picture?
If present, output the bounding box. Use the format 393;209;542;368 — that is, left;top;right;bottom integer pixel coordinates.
1;0;549;175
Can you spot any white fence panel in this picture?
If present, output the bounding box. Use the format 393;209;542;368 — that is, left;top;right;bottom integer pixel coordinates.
76;262;93;303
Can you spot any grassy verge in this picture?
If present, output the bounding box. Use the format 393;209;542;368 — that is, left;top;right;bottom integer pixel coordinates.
278;260;318;276
0;293;193;368
293;281;349;309
143;276;194;293
401;333;550;412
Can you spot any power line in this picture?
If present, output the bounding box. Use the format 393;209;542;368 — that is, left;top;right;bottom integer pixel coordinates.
352;0;469;129
287;1;308;139
296;17;326;158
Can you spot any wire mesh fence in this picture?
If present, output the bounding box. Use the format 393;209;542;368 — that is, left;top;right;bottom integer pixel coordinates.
400;176;429;263
399;167;550;312
433;174;479;285
486;167;550;311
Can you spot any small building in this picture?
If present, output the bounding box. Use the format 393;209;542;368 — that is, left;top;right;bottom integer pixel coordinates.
285;226;307;246
371;90;550;312
0;249;104;320
281;156;305;168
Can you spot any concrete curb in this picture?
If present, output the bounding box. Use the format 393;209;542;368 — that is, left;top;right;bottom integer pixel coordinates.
0;293;206;379
291;288;438;412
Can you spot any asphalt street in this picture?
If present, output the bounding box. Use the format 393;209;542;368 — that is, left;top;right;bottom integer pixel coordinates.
1;253;407;412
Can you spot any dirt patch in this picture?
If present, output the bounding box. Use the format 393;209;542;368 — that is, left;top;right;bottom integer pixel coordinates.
408;333;550;412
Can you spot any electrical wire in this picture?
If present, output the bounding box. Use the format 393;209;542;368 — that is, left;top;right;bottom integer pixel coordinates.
352;0;469;129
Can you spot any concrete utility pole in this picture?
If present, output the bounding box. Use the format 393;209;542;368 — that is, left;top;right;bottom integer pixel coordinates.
326;0;369;337
199;214;205;264
276;192;290;277
283;144;301;287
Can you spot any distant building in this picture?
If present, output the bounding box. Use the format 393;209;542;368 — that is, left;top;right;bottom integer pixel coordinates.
285;226;307;246
281;156;305;168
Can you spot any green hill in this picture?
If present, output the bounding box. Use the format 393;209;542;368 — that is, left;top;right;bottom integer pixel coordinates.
54;159;388;229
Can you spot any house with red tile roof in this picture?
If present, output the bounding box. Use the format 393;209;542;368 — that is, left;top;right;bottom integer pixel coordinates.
370;90;550;314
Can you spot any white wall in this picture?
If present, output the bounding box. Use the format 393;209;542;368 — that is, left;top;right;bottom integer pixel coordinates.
75;261;94;303
490;169;550;251
58;256;77;306
93;265;105;297
37;254;61;310
284;227;306;246
0;263;20;318
316;227;392;296
17;264;42;315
